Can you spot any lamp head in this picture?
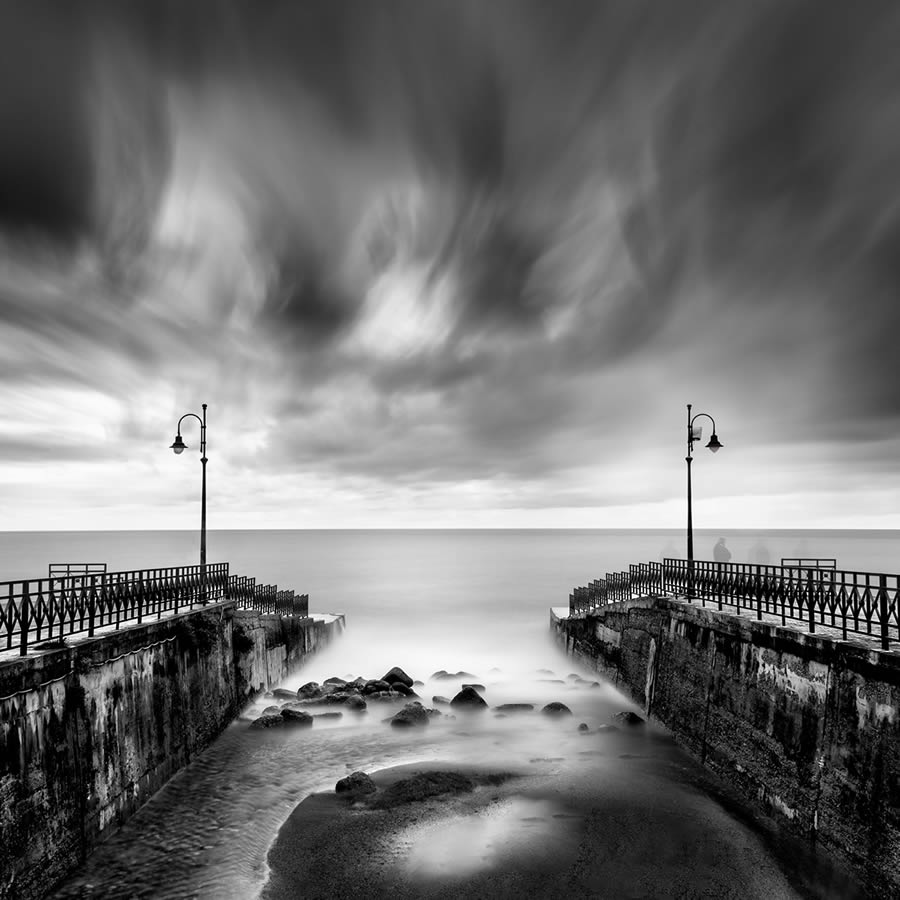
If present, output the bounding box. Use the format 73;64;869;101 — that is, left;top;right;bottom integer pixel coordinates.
706;433;723;453
170;434;187;455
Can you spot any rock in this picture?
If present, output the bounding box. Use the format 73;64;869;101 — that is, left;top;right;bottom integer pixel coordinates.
432;695;452;706
536;669;556;675
324;676;347;686
299;693;367;711
461;683;485;693
541;702;573;717
261;705;282;715
281;708;314;727
313;711;343;720
390;682;415;696
578;723;590;732
430;670;450;680
450;686;488;710
249;714;285;729
368;771;475;809
567;673;581;681
589;682;602;689
335;771;377;797
613;711;645;726
366;690;405;702
381;666;414;687
349;677;368;692
272;688;299;700
538;679;566;684
494;703;534;713
431;670;477;681
363;679;392;695
413;680;424;687
389;702;430;727
298;682;321;699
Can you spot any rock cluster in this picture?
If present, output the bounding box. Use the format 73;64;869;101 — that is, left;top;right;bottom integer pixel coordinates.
249;664;627;733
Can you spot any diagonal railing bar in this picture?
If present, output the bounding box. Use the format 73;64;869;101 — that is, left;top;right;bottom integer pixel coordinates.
567;557;900;650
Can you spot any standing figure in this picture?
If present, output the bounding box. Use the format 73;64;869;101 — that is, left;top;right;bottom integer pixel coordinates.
713;538;732;563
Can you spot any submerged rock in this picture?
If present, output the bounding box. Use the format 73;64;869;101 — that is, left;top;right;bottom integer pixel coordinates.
495;703;534;713
272;688;299;700
613;711;645;726
261;705;282;716
367;771;475;809
541;702;573;717
381;666;414;687
249;714;285;729
281;708;314;727
389;702;430;728
450;686;488;710
312;712;343;720
578;722;590;732
431;670;478;681
432;695;452;706
335;771;376;797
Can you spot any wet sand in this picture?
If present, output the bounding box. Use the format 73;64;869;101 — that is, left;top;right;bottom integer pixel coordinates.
262;756;864;900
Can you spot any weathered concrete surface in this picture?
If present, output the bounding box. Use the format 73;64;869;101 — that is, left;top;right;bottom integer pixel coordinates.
0;603;343;899
553;599;900;899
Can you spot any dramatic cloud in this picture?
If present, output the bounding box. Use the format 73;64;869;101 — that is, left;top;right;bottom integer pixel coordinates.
1;0;899;529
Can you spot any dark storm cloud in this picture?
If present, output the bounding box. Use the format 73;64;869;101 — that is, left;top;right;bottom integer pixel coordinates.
3;0;900;494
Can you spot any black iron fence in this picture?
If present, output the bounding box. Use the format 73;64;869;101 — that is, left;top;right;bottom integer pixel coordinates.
569;558;900;650
227;575;309;618
0;564;311;656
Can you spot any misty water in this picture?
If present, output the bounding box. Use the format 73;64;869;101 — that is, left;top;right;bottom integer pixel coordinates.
3;529;894;898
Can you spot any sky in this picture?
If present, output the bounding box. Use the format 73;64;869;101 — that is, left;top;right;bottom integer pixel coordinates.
1;0;899;532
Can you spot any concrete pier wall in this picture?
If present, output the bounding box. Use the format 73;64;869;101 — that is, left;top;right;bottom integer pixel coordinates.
553;598;900;899
0;603;343;899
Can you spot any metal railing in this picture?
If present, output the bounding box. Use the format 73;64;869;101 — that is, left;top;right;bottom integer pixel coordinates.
228;575;308;618
569;558;900;650
1;565;312;656
0;564;229;656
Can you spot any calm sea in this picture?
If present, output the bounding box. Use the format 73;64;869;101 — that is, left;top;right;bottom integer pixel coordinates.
2;528;890;898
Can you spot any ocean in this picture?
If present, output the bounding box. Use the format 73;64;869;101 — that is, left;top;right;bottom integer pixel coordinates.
2;528;893;898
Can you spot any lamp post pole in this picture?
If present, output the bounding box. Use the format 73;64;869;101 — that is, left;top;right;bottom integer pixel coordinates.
685;403;723;597
171;403;208;603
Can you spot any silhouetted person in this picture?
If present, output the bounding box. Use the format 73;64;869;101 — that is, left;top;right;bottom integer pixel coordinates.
713;538;732;563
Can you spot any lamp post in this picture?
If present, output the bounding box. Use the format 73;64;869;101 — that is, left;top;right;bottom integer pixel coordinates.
686;403;723;594
170;403;208;602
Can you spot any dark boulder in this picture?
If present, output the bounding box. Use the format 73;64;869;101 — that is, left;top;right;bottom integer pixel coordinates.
298;682;321;699
281;708;314;727
432;695;452;706
367;771;475;809
363;679;392;695
389;702;430;727
495;703;534;713
249;714;285;729
336;771;377;797
390;682;415;696
324;676;347;686
381;666;414;687
613;711;645;726
450;687;488;710
430;670;450;680
461;683;485;693
541;702;572;717
261;705;282;715
272;688;299;700
578;723;590;733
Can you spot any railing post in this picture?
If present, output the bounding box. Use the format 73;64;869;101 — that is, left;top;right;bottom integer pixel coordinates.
880;574;890;651
755;564;762;620
88;574;97;637
806;567;816;634
19;583;31;656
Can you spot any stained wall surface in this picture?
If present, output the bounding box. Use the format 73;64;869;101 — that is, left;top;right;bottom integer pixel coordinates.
0;604;342;899
553;599;900;898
